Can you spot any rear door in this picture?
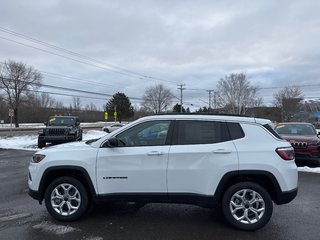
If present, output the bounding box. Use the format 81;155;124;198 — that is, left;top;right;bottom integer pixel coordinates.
167;120;238;196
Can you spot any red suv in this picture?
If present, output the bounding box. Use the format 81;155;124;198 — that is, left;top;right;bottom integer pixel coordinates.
275;122;320;167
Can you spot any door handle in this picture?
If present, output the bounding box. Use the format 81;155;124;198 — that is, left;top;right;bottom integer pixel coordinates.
147;151;163;156
213;149;232;154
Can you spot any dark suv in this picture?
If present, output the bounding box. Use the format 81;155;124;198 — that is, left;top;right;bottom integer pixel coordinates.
38;116;83;148
275;122;320;167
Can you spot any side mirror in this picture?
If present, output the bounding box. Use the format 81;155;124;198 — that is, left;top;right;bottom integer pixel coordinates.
43;121;47;126
104;137;118;148
76;122;80;126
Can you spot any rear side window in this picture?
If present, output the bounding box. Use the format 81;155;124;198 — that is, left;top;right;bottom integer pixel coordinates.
227;122;245;140
175;120;229;145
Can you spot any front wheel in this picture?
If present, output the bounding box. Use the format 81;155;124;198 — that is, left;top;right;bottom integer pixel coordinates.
44;177;89;221
78;132;83;141
222;182;273;231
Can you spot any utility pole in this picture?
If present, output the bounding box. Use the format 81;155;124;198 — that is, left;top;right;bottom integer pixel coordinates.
177;84;186;112
213;91;218;109
206;90;214;111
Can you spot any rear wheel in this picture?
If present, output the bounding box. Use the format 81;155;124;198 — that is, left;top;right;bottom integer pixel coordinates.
44;177;89;221
222;182;273;231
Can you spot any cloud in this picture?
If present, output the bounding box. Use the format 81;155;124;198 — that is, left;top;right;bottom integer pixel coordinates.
0;0;319;109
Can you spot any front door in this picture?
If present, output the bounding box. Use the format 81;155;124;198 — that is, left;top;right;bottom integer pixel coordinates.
96;120;172;195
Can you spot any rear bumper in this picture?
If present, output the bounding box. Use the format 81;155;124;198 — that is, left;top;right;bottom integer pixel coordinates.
274;188;298;205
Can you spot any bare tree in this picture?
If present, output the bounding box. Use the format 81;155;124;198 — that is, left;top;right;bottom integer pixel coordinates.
85;102;97;111
273;86;304;121
39;93;56;108
216;73;259;115
0;60;42;127
55;100;65;109
142;84;173;113
273;86;303;107
72;96;81;110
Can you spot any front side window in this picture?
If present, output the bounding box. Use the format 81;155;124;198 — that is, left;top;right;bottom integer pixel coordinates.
176;120;229;145
116;121;171;147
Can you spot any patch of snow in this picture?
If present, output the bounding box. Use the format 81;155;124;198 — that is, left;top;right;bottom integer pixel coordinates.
298;166;320;174
84;237;104;240
0;130;107;151
83;130;107;141
0;135;38;150
32;221;79;235
0;121;125;129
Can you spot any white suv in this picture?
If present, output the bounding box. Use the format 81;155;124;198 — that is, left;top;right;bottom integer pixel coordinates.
28;114;298;230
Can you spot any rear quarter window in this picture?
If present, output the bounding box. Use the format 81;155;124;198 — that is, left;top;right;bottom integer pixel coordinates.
227;122;245;140
175;120;230;145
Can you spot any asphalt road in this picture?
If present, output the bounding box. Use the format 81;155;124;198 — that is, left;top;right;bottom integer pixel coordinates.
0;149;319;240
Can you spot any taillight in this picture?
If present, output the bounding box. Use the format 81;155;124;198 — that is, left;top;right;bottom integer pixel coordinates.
276;147;295;160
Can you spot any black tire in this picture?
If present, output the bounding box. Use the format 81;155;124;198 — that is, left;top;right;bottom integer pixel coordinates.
222;182;273;231
79;132;83;141
44;176;89;221
38;138;46;148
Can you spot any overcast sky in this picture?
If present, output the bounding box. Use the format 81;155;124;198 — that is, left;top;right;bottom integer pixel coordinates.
1;0;320;110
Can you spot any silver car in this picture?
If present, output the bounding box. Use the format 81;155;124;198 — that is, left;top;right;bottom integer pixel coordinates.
102;123;125;133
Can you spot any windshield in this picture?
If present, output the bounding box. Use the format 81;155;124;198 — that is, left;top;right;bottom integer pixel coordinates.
275;124;316;136
48;117;76;126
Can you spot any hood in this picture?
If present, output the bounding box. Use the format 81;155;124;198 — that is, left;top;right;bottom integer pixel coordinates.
280;134;319;143
37;141;93;154
46;126;73;129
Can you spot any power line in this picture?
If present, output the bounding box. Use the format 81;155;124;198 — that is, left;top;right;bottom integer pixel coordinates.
0;61;118;89
257;84;320;90
0;26;179;84
0;77;143;101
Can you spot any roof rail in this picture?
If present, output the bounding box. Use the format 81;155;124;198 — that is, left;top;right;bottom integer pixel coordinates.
156;112;250;117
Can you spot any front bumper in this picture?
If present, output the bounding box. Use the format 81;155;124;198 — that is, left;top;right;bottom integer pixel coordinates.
28;188;42;204
39;135;76;142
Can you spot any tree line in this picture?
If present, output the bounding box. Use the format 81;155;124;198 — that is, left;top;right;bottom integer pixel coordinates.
0;60;307;127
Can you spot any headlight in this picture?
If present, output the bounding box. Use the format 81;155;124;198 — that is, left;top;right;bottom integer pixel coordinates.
38;129;44;134
32;154;46;163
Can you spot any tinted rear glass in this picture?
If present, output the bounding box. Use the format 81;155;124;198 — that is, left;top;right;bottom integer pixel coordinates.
176;121;229;145
227;122;245;140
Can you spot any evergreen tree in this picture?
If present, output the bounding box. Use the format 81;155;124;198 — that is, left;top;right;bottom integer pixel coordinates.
105;92;134;122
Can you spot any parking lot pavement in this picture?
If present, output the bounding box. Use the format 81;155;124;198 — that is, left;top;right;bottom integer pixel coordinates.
0;149;319;240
